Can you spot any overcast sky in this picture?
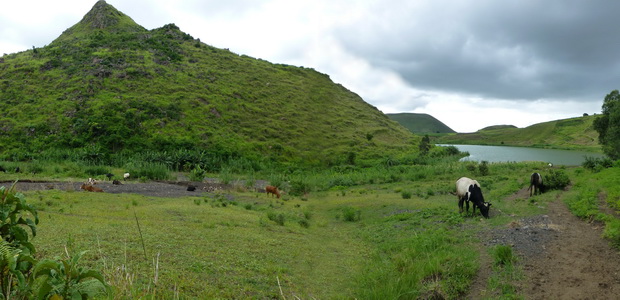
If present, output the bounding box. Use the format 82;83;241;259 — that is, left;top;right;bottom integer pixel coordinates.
1;0;617;132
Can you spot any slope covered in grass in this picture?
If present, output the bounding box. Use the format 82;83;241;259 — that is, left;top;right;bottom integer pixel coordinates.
435;115;601;151
0;1;416;167
387;113;456;134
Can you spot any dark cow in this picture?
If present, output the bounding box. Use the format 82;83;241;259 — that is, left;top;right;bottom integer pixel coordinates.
528;172;544;196
456;177;492;218
187;185;197;192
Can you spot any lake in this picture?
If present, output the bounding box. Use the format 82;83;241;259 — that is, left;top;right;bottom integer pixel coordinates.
438;144;605;166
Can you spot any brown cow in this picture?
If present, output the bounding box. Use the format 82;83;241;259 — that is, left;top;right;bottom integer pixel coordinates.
265;185;281;198
81;184;104;192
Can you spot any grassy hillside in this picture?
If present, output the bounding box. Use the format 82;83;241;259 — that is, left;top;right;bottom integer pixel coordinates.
0;1;416;168
387;113;456;134
434;115;602;152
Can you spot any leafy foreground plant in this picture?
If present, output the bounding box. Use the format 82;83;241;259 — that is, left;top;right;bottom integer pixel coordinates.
0;182;108;299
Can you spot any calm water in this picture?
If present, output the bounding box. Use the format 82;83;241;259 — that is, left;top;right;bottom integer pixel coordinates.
438;144;605;166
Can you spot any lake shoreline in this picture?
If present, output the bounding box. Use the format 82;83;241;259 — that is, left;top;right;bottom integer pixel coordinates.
437;144;605;166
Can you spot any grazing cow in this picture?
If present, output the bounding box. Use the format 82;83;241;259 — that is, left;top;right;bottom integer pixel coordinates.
456;177;491;218
528;172;544;196
105;173;114;180
123;173;130;181
187;185;196;191
87;178;98;185
112;180;122;185
81;184;103;192
265;185;281;198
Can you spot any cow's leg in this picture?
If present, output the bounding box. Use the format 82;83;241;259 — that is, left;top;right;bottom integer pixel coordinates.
458;197;465;213
465;200;470;216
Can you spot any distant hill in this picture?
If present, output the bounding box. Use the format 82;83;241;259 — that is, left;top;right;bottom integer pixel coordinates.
0;1;417;167
434;115;602;152
387;113;456;134
479;125;517;131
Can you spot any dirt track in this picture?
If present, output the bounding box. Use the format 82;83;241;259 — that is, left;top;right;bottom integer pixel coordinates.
3;180;247;198
469;187;620;299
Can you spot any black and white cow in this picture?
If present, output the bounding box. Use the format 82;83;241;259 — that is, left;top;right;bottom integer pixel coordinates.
528;172;544;196
456;177;492;218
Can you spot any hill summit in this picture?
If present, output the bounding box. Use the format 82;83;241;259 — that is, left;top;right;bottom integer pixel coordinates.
54;0;146;43
0;1;416;168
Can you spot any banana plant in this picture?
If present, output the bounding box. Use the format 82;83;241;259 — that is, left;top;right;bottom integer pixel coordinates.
30;250;108;300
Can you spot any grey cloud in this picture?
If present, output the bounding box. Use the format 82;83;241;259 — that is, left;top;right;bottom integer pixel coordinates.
334;0;620;102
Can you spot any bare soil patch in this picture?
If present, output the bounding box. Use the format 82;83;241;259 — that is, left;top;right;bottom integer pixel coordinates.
468;187;620;299
2;179;267;198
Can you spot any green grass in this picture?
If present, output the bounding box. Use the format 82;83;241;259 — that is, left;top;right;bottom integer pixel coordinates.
434;115;601;152
16;159;565;298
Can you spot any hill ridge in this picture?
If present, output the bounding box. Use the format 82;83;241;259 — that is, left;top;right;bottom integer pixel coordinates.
387;113;456;134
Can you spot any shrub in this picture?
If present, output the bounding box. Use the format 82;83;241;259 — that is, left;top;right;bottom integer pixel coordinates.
582;156;614;172
478;161;489;176
341;206;361;222
267;212;285;226
298;219;310;228
289;179;311;196
545;169;570;190
401;191;412;199
189;165;206;181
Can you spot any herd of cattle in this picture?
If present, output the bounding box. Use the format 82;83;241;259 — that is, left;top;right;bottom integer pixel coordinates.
456;172;544;218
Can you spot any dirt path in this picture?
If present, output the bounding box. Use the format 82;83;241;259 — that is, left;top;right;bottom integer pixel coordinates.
522;199;620;299
469;188;620;299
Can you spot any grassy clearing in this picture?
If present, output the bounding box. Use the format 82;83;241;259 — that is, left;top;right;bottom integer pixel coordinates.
11;159;564;298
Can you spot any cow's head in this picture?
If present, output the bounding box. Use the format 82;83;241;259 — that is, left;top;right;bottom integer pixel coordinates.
480;202;492;218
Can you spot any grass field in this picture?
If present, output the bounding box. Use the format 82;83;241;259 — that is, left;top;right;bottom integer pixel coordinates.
8;159;578;299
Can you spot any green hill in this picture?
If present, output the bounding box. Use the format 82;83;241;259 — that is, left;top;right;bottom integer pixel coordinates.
387;113;456;134
434;115;602;152
0;1;417;168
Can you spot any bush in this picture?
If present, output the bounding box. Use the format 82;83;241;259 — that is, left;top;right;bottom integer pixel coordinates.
189;165;206;181
267;212;285;226
289;179;311;196
478;161;489;176
545;169;570;190
401;191;412;199
341;206;361;222
582;156;613;172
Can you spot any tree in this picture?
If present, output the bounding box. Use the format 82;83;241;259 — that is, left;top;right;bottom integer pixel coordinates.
419;134;431;155
593;90;620;159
